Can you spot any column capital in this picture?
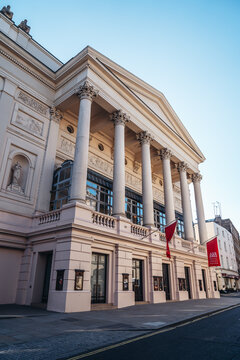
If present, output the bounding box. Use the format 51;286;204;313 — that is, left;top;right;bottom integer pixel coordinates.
50;106;62;124
177;161;188;173
159;148;172;160
137;131;153;145
111;109;130;126
75;81;99;101
192;172;202;183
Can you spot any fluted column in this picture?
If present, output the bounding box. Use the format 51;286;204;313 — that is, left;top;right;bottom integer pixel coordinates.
112;110;130;216
177;162;194;241
70;81;98;202
137;131;154;227
192;173;207;244
160;148;175;225
36;107;62;212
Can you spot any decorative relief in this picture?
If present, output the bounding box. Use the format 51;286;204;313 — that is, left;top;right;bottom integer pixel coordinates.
133;160;140;173
152;187;164;203
89;153;113;176
192;172;202;183
159;148;172;160
136;131;153;145
16;110;43;136
18;91;48;116
60;137;75;156
125;172;141;190
111;110;130;126
152;174;157;184
75;81;98;101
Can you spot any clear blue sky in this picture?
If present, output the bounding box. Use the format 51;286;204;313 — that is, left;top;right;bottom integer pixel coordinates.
6;0;240;231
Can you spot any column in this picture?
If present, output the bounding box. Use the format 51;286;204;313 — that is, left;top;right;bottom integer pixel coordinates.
160;148;175;225
192;173;208;244
137;131;154;227
177;162;194;241
36;107;62;212
70;81;98;202
112;110;129;216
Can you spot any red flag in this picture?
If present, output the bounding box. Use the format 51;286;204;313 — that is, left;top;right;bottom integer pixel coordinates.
165;221;177;258
207;237;221;267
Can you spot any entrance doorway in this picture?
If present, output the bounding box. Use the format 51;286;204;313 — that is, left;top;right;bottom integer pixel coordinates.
42;253;53;303
202;269;208;297
184;266;191;299
32;251;53;307
162;263;171;300
91;253;107;304
132;259;143;301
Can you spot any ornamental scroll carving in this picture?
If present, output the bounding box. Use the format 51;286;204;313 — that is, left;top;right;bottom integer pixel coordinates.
18;91;48;116
192;173;202;183
160;148;172;160
111;110;130;126
75;81;98;101
177;162;188;172
50;106;63;124
136;131;153;145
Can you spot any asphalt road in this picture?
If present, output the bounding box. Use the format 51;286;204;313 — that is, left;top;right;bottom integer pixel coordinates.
71;305;240;360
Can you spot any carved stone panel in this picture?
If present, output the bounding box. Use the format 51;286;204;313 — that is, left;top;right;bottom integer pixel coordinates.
59;136;75;157
15;109;43;136
17;91;48;116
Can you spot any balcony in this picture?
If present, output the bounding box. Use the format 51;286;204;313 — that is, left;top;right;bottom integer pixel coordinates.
32;202;207;257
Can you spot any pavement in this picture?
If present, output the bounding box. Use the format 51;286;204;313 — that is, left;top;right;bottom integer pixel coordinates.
0;293;239;360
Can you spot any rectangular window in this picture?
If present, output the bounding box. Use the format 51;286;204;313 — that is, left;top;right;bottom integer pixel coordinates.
125;197;143;225
213;281;217;291
177;219;185;239
154;209;166;232
153;276;163;291
199;279;203;291
56;270;64;291
86;180;113;215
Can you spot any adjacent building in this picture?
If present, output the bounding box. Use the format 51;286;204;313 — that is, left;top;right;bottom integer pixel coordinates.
0;6;219;312
195;218;239;291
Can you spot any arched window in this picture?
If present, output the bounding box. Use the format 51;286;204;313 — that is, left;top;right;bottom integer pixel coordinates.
50;160;73;210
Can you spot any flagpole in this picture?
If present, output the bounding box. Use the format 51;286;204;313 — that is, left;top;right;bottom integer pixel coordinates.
140;218;177;240
187;235;217;252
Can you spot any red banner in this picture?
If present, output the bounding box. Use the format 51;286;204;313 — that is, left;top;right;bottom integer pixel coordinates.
207;237;221;267
165;221;177;259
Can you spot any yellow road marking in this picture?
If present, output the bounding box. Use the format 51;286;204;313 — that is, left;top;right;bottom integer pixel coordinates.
66;304;240;360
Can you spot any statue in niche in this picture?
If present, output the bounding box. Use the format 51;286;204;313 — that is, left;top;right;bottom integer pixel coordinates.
7;162;24;194
18;19;30;34
1;5;13;20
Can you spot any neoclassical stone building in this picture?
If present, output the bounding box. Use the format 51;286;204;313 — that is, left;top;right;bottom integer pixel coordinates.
0;8;219;312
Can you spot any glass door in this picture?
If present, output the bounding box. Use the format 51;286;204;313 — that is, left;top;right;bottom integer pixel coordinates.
132;259;143;301
91;253;107;303
162;263;171;300
184;266;191;299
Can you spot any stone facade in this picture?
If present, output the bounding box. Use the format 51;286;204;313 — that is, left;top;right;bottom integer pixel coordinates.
0;10;219;312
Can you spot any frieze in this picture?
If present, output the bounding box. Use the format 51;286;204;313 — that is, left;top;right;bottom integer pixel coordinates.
88;153;113;176
60;137;75;156
16;110;43;136
152;187;164;203
18;91;48;116
125;172;141;190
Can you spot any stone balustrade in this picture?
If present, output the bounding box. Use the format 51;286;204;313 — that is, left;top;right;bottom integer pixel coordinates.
38;210;61;225
92;212;116;228
131;224;149;237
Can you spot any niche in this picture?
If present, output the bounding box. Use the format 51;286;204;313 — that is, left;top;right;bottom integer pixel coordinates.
7;154;29;195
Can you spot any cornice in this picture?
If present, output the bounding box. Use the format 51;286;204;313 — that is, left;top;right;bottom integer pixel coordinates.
0;32;56;88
